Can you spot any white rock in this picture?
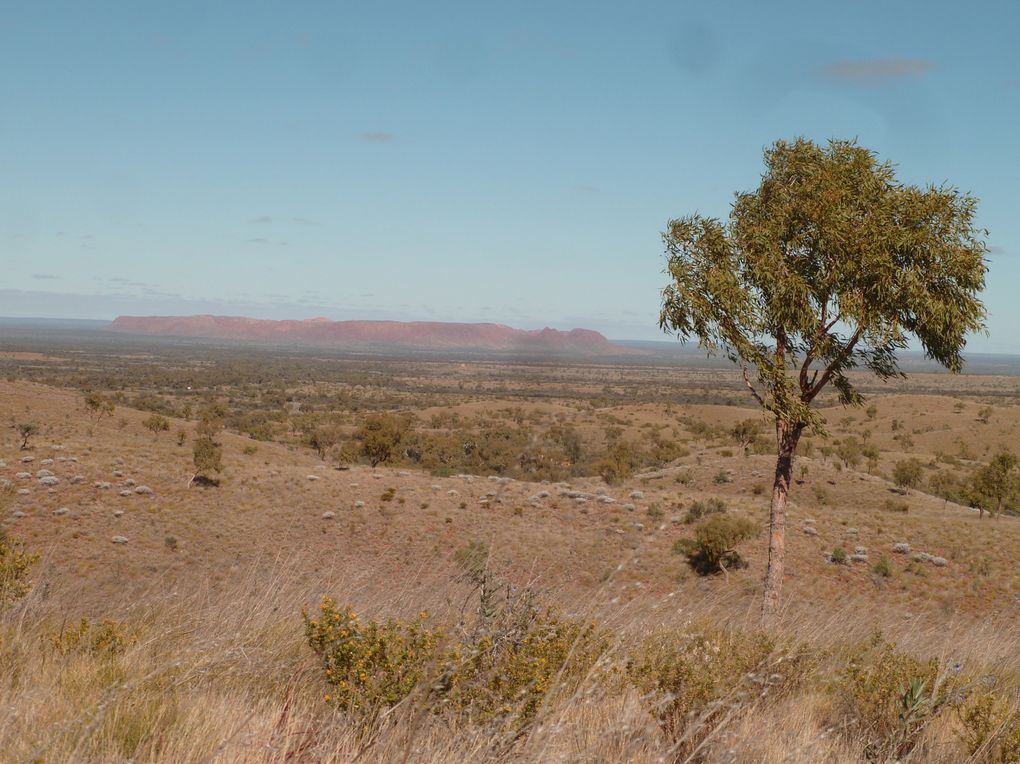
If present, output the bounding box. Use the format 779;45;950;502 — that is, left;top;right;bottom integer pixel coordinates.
354;500;365;508
16;472;32;480
12;511;26;518
40;458;54;466
16;489;29;496
322;511;335;519
124;478;136;486
113;510;124;517
135;485;153;495
70;475;85;484
40;476;59;486
53;507;69;516
119;489;133;497
36;469;54;478
111;536;129;544
629;491;644;499
21;456;34;463
307;475;320;481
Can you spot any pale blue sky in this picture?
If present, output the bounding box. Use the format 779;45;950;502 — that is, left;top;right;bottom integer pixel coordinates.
2;1;1018;350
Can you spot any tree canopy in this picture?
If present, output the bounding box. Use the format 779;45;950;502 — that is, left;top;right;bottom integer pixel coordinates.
660;138;987;432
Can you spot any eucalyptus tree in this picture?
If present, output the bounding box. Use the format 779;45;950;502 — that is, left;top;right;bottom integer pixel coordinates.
660;138;987;621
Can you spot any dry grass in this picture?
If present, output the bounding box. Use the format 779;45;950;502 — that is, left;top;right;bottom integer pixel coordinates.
3;373;1020;762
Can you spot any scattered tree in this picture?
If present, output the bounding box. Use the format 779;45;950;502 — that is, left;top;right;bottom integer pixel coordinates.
660;138;987;621
892;458;925;494
191;436;223;487
355;413;409;467
730;419;761;452
83;390;115;424
970;449;1018;519
15;423;38;451
675;515;757;578
143;414;170;437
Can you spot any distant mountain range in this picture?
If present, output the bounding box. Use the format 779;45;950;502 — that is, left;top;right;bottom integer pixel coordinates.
108;315;625;355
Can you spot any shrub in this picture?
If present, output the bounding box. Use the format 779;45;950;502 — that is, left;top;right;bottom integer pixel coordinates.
627;626;804;754
682;497;727;524
355;413;410;467
830;546;849;565
304;590;608;728
712;469;731;484
304;599;444;713
680;515;756;575
15;422;38;450
893;458;925;493
51;618;137;657
833;634;956;760
958;693;1020;761
83;390;115;423
595;440;637;485
872;556;895;578
0;529;39;609
143;414;170;437
192;436;223;486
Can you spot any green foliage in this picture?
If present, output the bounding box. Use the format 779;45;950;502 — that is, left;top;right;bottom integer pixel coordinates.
830;546;849;565
729;418;761;450
958;693;1020;762
355;413;410;467
304;599;444;712
837;437;864;469
834;634;956;760
192;436;223;483
971;449;1018;518
142;414;170;436
680;515;757;575
682;497;727;524
893;458;925;493
304;592;608;727
660;137;987;433
872;556;895;578
0;529;39;608
83;390;115;424
594;440;637;485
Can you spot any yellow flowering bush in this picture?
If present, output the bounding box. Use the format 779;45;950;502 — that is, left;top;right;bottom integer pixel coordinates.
304;591;608;727
50;618;138;657
957;692;1020;763
303;598;445;712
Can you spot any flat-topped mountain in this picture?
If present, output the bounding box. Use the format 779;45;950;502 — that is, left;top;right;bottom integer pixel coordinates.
108;314;622;354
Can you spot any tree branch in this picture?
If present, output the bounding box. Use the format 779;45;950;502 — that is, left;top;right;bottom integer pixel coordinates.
740;364;766;408
804;325;864;402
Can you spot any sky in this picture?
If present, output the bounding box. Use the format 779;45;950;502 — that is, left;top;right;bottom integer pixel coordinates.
2;1;1019;351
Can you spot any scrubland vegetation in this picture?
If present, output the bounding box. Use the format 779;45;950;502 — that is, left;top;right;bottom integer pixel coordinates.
2;334;1020;761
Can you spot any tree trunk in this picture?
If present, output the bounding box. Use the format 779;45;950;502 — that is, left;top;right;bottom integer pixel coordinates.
761;419;803;625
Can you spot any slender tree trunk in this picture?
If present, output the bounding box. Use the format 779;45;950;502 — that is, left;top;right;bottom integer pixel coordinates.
761;419;803;625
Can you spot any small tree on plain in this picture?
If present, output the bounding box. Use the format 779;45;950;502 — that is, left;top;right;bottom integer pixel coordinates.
83;390;115;424
143;414;170;438
15;423;38;451
191;436;223;486
659;138;987;622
